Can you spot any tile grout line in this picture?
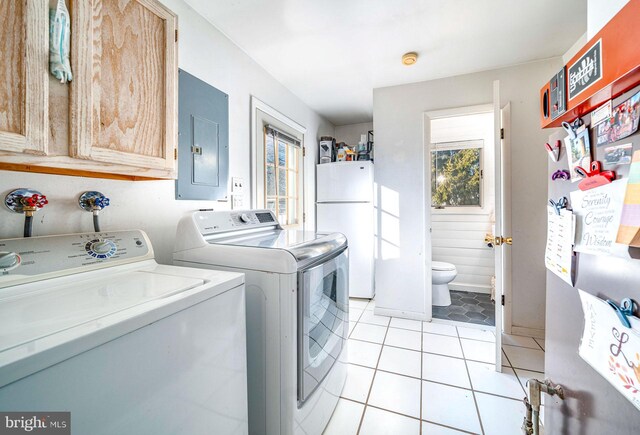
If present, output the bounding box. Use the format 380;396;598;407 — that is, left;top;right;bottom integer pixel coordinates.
456;325;486;435
345;361;531;403
533;337;545;352
355;304;390;435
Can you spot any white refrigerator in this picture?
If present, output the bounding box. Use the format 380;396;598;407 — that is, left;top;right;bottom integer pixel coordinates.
316;161;374;299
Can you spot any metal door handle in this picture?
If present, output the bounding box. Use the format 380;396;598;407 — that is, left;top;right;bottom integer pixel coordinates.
485;234;513;246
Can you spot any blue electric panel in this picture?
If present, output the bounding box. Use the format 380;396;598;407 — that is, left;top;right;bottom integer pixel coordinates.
176;69;229;201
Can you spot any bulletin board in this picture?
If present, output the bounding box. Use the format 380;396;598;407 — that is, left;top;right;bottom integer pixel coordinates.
545;84;640;433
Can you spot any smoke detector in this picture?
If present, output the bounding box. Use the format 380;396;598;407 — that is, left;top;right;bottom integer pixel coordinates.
402;52;418;66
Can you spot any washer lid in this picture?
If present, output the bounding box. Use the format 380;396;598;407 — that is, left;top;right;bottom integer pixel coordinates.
0;271;204;353
209;229;348;270
432;261;456;271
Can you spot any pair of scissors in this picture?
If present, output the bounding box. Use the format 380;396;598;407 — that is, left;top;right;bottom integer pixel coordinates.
606;298;637;328
551;169;570;181
549;197;569;215
562;118;584;139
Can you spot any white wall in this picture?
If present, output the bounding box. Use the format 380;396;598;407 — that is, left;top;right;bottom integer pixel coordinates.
335;122;373;146
0;0;334;264
373;58;563;330
430;112;495;293
587;0;629;39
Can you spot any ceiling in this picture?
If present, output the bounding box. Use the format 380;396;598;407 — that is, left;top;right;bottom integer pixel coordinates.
184;0;587;126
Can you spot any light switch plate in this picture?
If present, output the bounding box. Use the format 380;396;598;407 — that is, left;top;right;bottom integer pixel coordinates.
231;177;244;194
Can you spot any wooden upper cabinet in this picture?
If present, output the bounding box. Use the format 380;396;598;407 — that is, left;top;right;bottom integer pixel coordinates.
71;0;177;174
0;0;48;155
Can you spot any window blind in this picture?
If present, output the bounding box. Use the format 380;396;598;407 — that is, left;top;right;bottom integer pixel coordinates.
431;139;484;152
265;124;302;148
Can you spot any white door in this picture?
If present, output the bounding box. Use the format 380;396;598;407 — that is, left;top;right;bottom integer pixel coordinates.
493;81;513;372
317;202;374;298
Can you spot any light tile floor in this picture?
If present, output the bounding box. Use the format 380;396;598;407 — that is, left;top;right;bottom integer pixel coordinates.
325;298;546;435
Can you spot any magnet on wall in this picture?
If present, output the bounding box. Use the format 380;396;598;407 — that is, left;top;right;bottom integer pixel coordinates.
576;161;616;191
545;140;562;162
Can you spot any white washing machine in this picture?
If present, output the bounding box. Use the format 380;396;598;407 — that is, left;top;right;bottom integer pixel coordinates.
174;210;349;435
0;230;248;435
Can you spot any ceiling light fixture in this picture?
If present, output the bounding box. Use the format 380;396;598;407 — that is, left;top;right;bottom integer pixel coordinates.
402;52;418;66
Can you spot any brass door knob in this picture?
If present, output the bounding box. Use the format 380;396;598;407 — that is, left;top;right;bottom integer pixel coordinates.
485;234;513;246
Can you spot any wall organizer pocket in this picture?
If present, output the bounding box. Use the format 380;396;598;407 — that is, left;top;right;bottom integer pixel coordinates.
578;290;640;410
576;161;616;191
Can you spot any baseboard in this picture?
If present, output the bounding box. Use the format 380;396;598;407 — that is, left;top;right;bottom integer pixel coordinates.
511;326;545;339
374;307;429;321
449;282;491;294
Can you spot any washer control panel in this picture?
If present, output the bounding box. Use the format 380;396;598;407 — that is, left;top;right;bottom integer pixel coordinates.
0;230;152;287
195;210;280;235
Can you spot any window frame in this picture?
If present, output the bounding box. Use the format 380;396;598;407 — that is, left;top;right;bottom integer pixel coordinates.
250;97;307;229
430;139;484;209
263;128;302;227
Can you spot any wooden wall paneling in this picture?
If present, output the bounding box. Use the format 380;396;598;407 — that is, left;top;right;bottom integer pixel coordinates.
70;0;177;174
0;0;49;155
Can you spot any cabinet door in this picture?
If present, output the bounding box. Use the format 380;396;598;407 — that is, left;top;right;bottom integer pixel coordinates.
0;0;48;154
71;0;177;173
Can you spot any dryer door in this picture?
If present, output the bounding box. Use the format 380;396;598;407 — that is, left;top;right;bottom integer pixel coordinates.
297;248;348;405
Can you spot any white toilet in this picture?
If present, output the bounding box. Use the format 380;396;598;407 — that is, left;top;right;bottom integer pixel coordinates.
432;261;457;306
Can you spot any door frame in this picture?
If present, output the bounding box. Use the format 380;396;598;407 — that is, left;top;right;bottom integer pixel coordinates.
423;103;512;338
250;96;307;227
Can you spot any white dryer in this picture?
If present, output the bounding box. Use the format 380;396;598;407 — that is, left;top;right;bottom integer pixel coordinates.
174;210;349;435
0;230;248;435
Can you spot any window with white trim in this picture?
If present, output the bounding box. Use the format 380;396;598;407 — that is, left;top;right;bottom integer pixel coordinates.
431;140;483;207
264;125;302;226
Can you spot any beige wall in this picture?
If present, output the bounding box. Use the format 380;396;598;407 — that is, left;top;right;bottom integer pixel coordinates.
373;58;563;331
0;0;334;264
335;122;374;147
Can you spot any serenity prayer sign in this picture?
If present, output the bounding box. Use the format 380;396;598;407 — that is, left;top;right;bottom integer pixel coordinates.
571;179;628;256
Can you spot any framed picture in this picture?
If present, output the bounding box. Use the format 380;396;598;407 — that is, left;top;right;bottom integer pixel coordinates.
566;127;591;182
603;143;632;167
595;90;640;147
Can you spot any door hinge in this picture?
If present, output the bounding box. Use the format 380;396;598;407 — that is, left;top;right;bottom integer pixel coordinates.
303;212;306;222
501;295;505;306
303;147;306;157
175;29;178;42
174;148;178;160
500;128;504;140
480;169;484;179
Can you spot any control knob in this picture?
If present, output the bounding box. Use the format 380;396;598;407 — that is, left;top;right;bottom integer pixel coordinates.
0;252;21;273
85;239;117;259
239;213;251;223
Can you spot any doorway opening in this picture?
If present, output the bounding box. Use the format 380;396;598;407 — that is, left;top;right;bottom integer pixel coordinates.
428;109;497;327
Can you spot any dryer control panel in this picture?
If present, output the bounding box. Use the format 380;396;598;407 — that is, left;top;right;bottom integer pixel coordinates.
194;210;281;236
0;230;153;288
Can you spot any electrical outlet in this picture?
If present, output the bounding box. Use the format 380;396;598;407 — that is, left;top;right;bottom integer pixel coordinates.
232;177;244;195
232;195;244;210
